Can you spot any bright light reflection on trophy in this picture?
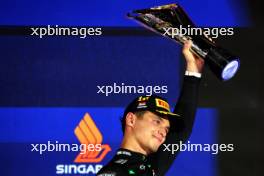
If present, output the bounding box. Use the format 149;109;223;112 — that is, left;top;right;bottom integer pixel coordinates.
127;4;240;81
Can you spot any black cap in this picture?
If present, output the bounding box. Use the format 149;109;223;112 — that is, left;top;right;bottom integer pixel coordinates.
122;95;185;132
124;95;180;119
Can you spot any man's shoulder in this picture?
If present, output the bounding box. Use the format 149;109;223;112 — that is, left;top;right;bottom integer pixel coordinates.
97;161;128;176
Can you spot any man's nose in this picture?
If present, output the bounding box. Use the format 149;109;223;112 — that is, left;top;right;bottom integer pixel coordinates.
158;128;166;138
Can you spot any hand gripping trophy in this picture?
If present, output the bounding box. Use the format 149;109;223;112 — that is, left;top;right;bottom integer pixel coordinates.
128;3;240;81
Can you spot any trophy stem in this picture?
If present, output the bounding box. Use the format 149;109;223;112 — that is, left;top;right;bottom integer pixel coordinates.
128;3;240;81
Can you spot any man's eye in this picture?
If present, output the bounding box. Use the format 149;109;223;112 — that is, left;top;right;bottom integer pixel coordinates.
154;120;161;124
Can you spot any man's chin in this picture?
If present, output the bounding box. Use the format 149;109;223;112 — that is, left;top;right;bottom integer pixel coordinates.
147;149;157;154
149;144;161;153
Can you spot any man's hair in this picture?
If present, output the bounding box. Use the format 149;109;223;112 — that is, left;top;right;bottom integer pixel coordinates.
120;111;147;134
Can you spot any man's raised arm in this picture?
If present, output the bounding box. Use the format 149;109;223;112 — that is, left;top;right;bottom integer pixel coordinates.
149;40;204;175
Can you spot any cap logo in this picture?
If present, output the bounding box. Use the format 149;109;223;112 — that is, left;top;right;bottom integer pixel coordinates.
138;96;150;102
137;102;147;109
155;98;170;111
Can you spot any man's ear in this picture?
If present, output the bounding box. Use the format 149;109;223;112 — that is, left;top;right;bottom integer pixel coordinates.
125;112;136;128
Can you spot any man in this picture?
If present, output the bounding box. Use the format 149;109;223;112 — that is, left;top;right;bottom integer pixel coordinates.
97;40;204;176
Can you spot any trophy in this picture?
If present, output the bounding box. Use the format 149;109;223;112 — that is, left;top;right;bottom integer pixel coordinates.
127;4;240;81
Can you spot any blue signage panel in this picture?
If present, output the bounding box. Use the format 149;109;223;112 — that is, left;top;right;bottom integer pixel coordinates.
0;108;217;176
0;0;249;26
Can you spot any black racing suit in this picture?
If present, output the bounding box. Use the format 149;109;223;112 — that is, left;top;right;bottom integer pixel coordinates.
97;76;201;176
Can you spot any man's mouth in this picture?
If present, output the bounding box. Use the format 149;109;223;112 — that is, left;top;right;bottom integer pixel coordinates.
153;135;163;143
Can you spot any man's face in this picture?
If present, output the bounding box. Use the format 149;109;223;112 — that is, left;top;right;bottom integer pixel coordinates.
133;111;170;154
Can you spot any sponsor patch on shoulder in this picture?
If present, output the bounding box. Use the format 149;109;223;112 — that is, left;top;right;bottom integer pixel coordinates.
97;173;116;176
115;159;128;164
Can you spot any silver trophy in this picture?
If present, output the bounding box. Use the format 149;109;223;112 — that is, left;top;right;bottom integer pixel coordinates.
127;3;240;81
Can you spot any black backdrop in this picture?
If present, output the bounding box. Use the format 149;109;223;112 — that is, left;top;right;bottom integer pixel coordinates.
198;1;264;174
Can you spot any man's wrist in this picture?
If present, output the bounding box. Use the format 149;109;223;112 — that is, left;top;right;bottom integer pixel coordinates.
185;71;202;78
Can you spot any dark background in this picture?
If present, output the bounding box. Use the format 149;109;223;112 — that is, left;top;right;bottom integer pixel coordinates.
0;0;263;175
199;1;264;175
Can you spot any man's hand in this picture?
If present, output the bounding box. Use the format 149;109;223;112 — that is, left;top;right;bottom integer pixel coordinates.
182;40;205;73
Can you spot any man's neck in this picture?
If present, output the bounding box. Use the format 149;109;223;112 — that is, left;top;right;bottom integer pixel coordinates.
120;135;148;155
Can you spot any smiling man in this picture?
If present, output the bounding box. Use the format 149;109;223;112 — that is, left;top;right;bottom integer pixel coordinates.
97;40;204;176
